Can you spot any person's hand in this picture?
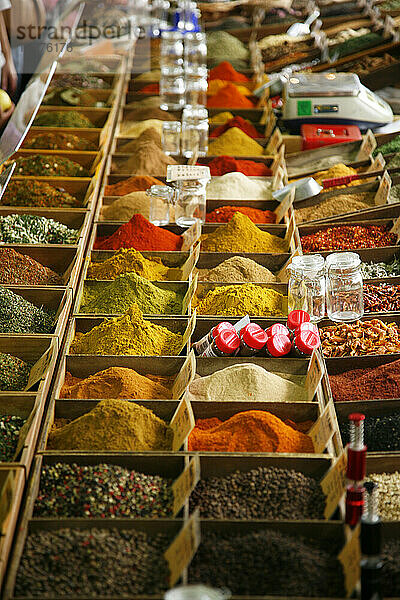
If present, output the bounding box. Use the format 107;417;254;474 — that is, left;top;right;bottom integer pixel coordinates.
1;57;17;96
0;102;14;129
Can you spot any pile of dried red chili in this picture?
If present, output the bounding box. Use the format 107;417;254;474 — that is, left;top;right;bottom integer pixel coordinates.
94;214;183;251
206;206;276;223
301;225;397;252
363;283;400;312
203;156;272;177
210;116;260;139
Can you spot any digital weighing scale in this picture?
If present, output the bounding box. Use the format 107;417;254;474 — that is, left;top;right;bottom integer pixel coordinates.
282;73;393;132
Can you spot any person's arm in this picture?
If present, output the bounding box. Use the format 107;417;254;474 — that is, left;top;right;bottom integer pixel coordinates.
0;12;17;94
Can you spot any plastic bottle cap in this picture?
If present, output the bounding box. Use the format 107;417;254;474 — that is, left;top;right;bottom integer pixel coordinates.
265;323;290;338
266;333;292;357
212;321;234;338
294;322;319;338
240;323;268;350
214;329;240;354
287;310;311;331
294;331;320;355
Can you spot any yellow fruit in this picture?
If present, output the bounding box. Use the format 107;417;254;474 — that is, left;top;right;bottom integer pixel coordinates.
0;90;12;112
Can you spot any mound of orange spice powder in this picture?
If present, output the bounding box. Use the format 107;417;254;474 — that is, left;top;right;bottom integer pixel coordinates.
188;410;314;453
206;206;276;224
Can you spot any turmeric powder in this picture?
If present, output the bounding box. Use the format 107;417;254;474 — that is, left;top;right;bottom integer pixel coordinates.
195;283;286;317
87;249;171;281
208;128;264;156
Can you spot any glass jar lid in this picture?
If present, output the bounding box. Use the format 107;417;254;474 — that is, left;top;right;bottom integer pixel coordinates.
326;252;361;271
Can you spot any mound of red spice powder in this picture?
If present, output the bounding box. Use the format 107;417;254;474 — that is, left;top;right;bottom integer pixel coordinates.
210;116;260;139
301;225;397;252
204;156;271;177
206;206;276;223
138;83;159;94
209;61;249;82
329;358;400;403
207;83;254;108
94;214;183;251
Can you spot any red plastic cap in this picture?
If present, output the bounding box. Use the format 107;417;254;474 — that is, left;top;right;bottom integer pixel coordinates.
294;331;320;355
287;310;311;331
213;321;234;337
294;322;319;337
349;413;366;423
214;329;240;354
266;333;292;357
265;323;290;338
240;323;268;350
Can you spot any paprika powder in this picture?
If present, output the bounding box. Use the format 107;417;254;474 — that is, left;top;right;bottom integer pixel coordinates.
206;206;276;223
104;176;164;197
138;83;160;94
209;61;250;82
207;83;255;108
329;358;400;403
204;156;272;176
94;214;183;251
210;116;260;139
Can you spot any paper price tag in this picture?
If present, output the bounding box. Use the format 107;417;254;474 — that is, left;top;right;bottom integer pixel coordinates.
390;216;400;242
171;456;201;517
276;247;300;282
272;166;285;191
356;130;376;161
284;214;296;248
305;349;324;402
309;401;335;453
274;188;294;224
175;244;200;282
171;350;196;400
266;127;283;155
24;346;54;391
181;310;197;352
338;524;361;598
164;511;201;587
170;396;195;451
167;165;210;182
375;170;391;206
181;221;201;252
367;152;385;173
182;273;198;314
320;450;347;519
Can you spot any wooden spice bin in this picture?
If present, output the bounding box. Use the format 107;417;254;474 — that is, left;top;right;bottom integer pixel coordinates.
285;140;365;178
4;176;97;210
22;128;102;151
34;106;111;130
42;88;115;108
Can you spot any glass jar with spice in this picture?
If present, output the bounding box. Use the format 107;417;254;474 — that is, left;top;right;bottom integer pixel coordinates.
326;252;364;322
181;107;209;157
288;255;326;322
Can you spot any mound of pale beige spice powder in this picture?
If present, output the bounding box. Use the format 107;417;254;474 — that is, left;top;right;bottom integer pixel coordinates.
295;192;375;224
198;256;277;283
102;192;150;221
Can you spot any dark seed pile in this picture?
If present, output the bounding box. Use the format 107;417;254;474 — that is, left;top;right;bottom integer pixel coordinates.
0;353;30;390
190;466;325;520
381;539;400;596
14;154;89;177
34;463;174;518
15;528;170;597
189;529;345;597
0;287;54;334
0;415;26;461
0;214;79;244
340;412;400;451
0;248;62;285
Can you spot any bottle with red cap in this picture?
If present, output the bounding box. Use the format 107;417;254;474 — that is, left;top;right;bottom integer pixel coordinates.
265;323;290;339
238;323;268;356
293;322;319;338
192;321;234;355
201;328;240;357
286;310;311;338
292;330;320;357
264;333;292;358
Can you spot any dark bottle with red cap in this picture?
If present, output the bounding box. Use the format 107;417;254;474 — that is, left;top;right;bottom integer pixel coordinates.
286;310;311;338
193;321;234;355
293;322;319;338
265;323;290;338
238;323;268;356
292;330;320;357
201;328;240;357
264;333;292;358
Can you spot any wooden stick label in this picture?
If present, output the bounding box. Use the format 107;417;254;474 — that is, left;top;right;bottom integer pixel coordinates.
171;350;196;400
309;401;335;453
0;470;16;530
338;524;361;598
276;247;300;282
390;215;400;242
274;188;294;224
284;214;296;248
271;143;285;176
24;345;54;391
305;349;324;402
164;511;201;587
320;450;347;519
181;221;201;252
171;456;201;517
180;244;200;281
14;407;37;459
356;129;376;161
266;127;283;155
182;273;198;315
367;152;385;173
374;170;391;206
170;396;195;451
265;112;277;142
272;166;285;191
260;102;272;126
181;310;197;352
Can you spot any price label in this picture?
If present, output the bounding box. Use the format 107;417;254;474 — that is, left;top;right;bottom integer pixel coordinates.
167;165;210;182
374;170;391;206
265;127;283;155
171;456;201;517
367;152;385;173
305;349;324;402
309;401;335;453
181;221;201;252
390;216;400;242
271;143;285;176
356;129;377;161
164;511;201;587
170;396;195;451
182;273;198;315
24;346;54;391
276;247;300;282
272;166;285;191
178;244;200;282
320;450;347;519
338;524;361;598
274;188;294;224
180;310;197;352
171;350;196;400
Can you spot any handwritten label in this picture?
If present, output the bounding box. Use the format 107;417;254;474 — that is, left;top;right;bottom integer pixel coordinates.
170;396;195;451
320;450;347;519
265;127;283;155
171;456;201;517
367;152;385;173
375;170;391;206
338;524;361;598
305;349;324;402
390;215;400;242
181;309;197;352
24;346;53;391
274;188;294;224
164;511;201;587
356;129;376;161
167;165;210;182
171;350;196;400
181;221;201;252
276;247;300;282
309;401;335;453
182;273;198;315
179;244;200;282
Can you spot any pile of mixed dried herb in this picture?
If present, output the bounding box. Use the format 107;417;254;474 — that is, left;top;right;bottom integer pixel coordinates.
1;180;81;208
14;155;88;177
0;248;62;285
43;88;104;108
0;415;26;461
0;287;54;333
33;111;94;128
24;132;96;151
51;74;110;89
361;256;400;278
373;136;400;156
0;353;30;390
0;214;79;244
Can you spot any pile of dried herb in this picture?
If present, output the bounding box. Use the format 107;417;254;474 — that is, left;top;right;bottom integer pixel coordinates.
0;287;54;333
33;111;94;128
361;256;400;278
51;74;110;89
0;353;30;390
0;415;26;461
1;180;81;208
0;214;79;244
0;248;62;285
373;136;400;156
43;88;104;108
24;132;96;151
14;155;88;177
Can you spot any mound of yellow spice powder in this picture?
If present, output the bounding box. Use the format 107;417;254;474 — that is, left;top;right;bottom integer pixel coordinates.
208;128;264;156
195;283;286;317
70;303;184;356
87;249;171;281
201;212;288;253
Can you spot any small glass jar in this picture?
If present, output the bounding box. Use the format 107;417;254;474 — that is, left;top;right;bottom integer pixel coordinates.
184;74;208;108
160;31;184;71
326;252;364;322
181;107;208;157
184;32;207;71
160;70;185;111
162;121;181;156
288;254;326;322
147;185;175;226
